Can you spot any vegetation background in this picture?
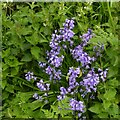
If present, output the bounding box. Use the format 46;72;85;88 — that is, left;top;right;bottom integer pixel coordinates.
1;1;120;119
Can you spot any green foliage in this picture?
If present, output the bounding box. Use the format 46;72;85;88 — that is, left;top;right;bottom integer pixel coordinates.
2;2;119;119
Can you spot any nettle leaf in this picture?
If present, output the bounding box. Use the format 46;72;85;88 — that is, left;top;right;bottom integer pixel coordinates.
108;33;118;46
11;66;19;76
107;67;118;78
29;100;43;110
4;56;23;67
107;78;119;88
31;46;40;60
21;53;32;62
16;25;33;36
88;103;102;114
107;104;119;116
5;84;14;93
104;89;116;100
103;100;112;110
25;31;40;45
2;48;11;58
2;91;9;100
2;63;9;71
98;112;108;118
57;96;72;117
31;109;45;118
11;105;25;118
2;79;7;89
16;92;33;103
42;109;54;118
51;105;60;114
39;39;48;43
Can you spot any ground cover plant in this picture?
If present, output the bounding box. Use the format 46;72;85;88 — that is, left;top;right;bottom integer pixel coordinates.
2;2;120;119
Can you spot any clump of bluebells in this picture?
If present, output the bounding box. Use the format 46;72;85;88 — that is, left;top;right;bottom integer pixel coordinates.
25;19;108;118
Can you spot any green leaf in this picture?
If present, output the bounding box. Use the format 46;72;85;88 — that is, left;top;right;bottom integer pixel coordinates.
31;109;45;118
104;89;116;100
51;105;60;114
16;92;33;103
5;84;14;93
89;103;102;114
107;104;119;116
2;80;7;89
42;109;54;118
98;112;108;118
25;31;40;45
31;46;40;59
29;100;43;110
103;100;112;109
107;67;118;78
39;39;48;43
107;78;119;88
11;67;19;75
21;53;32;62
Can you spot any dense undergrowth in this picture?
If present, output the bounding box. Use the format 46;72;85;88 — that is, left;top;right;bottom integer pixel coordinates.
1;2;120;119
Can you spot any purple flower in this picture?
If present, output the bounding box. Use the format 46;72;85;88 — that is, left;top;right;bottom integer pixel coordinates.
98;68;108;81
60;87;68;95
25;71;37;81
80;29;93;47
59;19;75;46
53;69;62;80
70;98;85;112
33;93;39;99
45;66;62;81
57;95;65;101
48;55;64;68
38;62;46;68
80;68;99;93
45;66;53;75
71;45;95;67
37;79;50;91
63;19;75;30
67;67;80;91
93;44;104;57
33;93;43;101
